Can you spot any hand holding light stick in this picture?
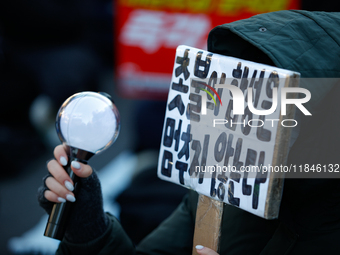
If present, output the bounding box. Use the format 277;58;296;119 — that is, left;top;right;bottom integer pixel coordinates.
44;92;120;240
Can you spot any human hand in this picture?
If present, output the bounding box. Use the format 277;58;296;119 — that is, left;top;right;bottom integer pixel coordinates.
196;245;220;255
44;144;93;203
38;144;108;243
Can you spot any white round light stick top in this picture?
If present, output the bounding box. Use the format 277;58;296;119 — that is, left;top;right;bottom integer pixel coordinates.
56;91;120;155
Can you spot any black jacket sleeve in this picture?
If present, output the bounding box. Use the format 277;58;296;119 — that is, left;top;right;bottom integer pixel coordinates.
56;191;196;255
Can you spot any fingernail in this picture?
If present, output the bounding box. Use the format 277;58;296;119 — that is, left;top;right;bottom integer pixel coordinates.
196;245;204;250
66;194;76;202
57;197;66;203
60;156;67;166
71;161;81;169
64;180;74;191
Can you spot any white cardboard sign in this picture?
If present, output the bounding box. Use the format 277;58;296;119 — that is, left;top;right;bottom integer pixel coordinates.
158;45;299;218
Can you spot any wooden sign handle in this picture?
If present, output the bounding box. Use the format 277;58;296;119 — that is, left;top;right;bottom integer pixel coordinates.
192;194;224;255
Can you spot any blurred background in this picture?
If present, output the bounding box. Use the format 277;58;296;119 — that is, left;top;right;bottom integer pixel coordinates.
0;0;339;254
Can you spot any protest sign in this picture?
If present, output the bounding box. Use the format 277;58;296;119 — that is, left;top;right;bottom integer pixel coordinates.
158;45;300;218
115;0;300;100
157;45;300;254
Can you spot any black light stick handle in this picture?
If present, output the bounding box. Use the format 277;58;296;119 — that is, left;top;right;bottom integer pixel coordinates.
44;160;79;240
44;147;94;240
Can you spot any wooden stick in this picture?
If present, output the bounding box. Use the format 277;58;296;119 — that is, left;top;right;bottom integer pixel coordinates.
192;194;224;255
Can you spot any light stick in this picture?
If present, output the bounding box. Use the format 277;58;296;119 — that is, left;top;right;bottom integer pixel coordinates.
44;91;120;240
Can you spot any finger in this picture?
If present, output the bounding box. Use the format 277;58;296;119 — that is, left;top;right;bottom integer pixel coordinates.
70;160;93;178
54;144;69;167
54;144;93;178
47;159;75;192
196;245;219;255
45;177;76;202
44;190;67;203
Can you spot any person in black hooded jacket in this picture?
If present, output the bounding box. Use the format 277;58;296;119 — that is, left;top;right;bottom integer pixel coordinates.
38;10;340;255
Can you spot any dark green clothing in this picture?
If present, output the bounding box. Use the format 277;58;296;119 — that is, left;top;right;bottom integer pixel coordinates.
208;10;340;112
57;10;340;254
57;192;287;255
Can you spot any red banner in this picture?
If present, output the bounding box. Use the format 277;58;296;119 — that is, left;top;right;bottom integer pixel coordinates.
115;0;300;100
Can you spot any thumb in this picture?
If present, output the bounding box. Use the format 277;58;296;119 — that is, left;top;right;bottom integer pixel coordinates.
196;245;220;255
70;160;93;178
